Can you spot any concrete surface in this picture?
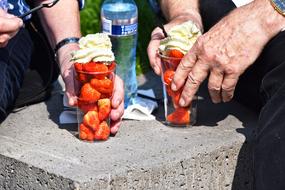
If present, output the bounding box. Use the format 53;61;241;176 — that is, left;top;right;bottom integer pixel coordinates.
0;72;257;190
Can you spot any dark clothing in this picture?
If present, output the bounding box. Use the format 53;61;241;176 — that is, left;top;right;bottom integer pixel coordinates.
0;28;33;121
200;0;285;189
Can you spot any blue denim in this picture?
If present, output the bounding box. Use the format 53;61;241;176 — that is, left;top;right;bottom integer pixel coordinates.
0;28;33;121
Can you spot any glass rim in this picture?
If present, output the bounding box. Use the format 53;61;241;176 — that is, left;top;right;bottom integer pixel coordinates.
74;62;116;74
157;50;183;61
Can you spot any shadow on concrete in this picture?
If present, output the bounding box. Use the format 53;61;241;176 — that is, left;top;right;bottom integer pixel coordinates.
45;81;78;136
138;71;256;189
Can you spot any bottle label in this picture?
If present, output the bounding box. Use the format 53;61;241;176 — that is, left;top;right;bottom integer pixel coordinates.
102;18;138;36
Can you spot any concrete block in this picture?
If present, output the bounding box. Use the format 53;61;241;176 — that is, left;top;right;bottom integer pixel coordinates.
0;72;257;189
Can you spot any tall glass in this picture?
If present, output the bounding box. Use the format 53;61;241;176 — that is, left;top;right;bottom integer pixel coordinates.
74;62;116;141
159;52;197;127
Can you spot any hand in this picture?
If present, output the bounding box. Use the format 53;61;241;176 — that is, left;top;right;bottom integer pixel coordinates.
147;14;202;75
172;0;285;106
0;9;23;47
57;44;124;135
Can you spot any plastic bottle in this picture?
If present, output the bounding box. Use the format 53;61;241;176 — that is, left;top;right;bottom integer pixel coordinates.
101;0;138;109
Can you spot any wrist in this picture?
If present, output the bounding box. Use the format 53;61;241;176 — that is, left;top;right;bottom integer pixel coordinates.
57;43;80;76
254;0;285;37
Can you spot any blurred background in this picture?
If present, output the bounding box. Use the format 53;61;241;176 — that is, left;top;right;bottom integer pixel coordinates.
80;0;157;75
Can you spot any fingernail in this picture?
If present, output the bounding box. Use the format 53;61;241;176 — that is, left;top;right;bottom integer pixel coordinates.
179;98;185;107
171;83;177;91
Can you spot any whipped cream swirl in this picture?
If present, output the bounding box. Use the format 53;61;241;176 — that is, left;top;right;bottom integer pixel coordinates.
71;33;115;63
159;20;201;55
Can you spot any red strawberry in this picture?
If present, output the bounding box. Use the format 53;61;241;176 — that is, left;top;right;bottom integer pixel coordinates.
166;86;182;107
74;62;83;71
78;100;98;113
82;62;108;72
94;121;110;141
166;49;184;58
83;111;100;131
167;107;190;125
108;61;116;71
76;73;90;83
79;123;94;141
79;83;101;103
98;98;111;121
163;69;175;86
100;92;113;99
90;78;113;94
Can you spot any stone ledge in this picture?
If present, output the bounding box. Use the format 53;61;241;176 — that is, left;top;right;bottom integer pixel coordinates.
0;72;257;189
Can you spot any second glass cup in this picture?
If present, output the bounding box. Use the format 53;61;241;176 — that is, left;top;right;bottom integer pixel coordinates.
74;62;116;141
159;52;197;127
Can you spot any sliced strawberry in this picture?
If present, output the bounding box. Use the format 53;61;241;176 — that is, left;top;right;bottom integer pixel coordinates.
79;83;101;103
94;121;110;141
79;123;94;141
166;49;184;58
83;111;100;131
108;61;116;71
74;63;83;72
78;100;98;113
98;98;111;121
163;69;175;86
82;62;108;72
76;73;90;83
90;78;113;94
167;107;190;125
100;92;113;99
166;86;182;107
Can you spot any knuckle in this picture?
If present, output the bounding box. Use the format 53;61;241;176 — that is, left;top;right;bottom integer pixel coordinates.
186;73;200;86
180;59;193;71
224;65;238;75
208;83;221;92
221;84;235;92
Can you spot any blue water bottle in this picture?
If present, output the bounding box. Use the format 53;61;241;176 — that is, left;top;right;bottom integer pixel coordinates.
101;0;138;109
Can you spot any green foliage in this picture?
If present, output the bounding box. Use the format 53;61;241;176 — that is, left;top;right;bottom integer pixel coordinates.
80;0;157;75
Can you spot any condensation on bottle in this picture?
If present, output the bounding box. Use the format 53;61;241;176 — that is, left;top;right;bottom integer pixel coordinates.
101;0;138;109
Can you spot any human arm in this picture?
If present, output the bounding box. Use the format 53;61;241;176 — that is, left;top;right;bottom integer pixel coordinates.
147;0;202;75
171;0;285;106
35;0;124;134
0;9;23;47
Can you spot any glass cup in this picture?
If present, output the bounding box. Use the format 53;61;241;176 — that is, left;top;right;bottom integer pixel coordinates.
74;62;116;141
159;52;197;127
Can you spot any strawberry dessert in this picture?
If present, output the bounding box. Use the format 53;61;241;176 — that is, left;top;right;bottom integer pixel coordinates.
71;33;115;141
159;21;201;126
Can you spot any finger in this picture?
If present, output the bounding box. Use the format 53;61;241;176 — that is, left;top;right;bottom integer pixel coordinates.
0;41;8;48
110;118;122;135
111;75;124;109
208;68;224;103
63;68;78;106
0;17;23;33
171;45;198;91
0;34;11;46
147;27;165;75
221;73;239;102
179;60;209;107
110;98;124;121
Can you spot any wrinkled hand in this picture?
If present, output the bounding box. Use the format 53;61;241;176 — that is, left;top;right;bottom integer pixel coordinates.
0;9;23;47
58;44;124;135
172;0;280;106
147;15;202;75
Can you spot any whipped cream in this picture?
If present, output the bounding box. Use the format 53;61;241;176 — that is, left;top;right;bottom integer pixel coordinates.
71;33;115;63
159;20;201;55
